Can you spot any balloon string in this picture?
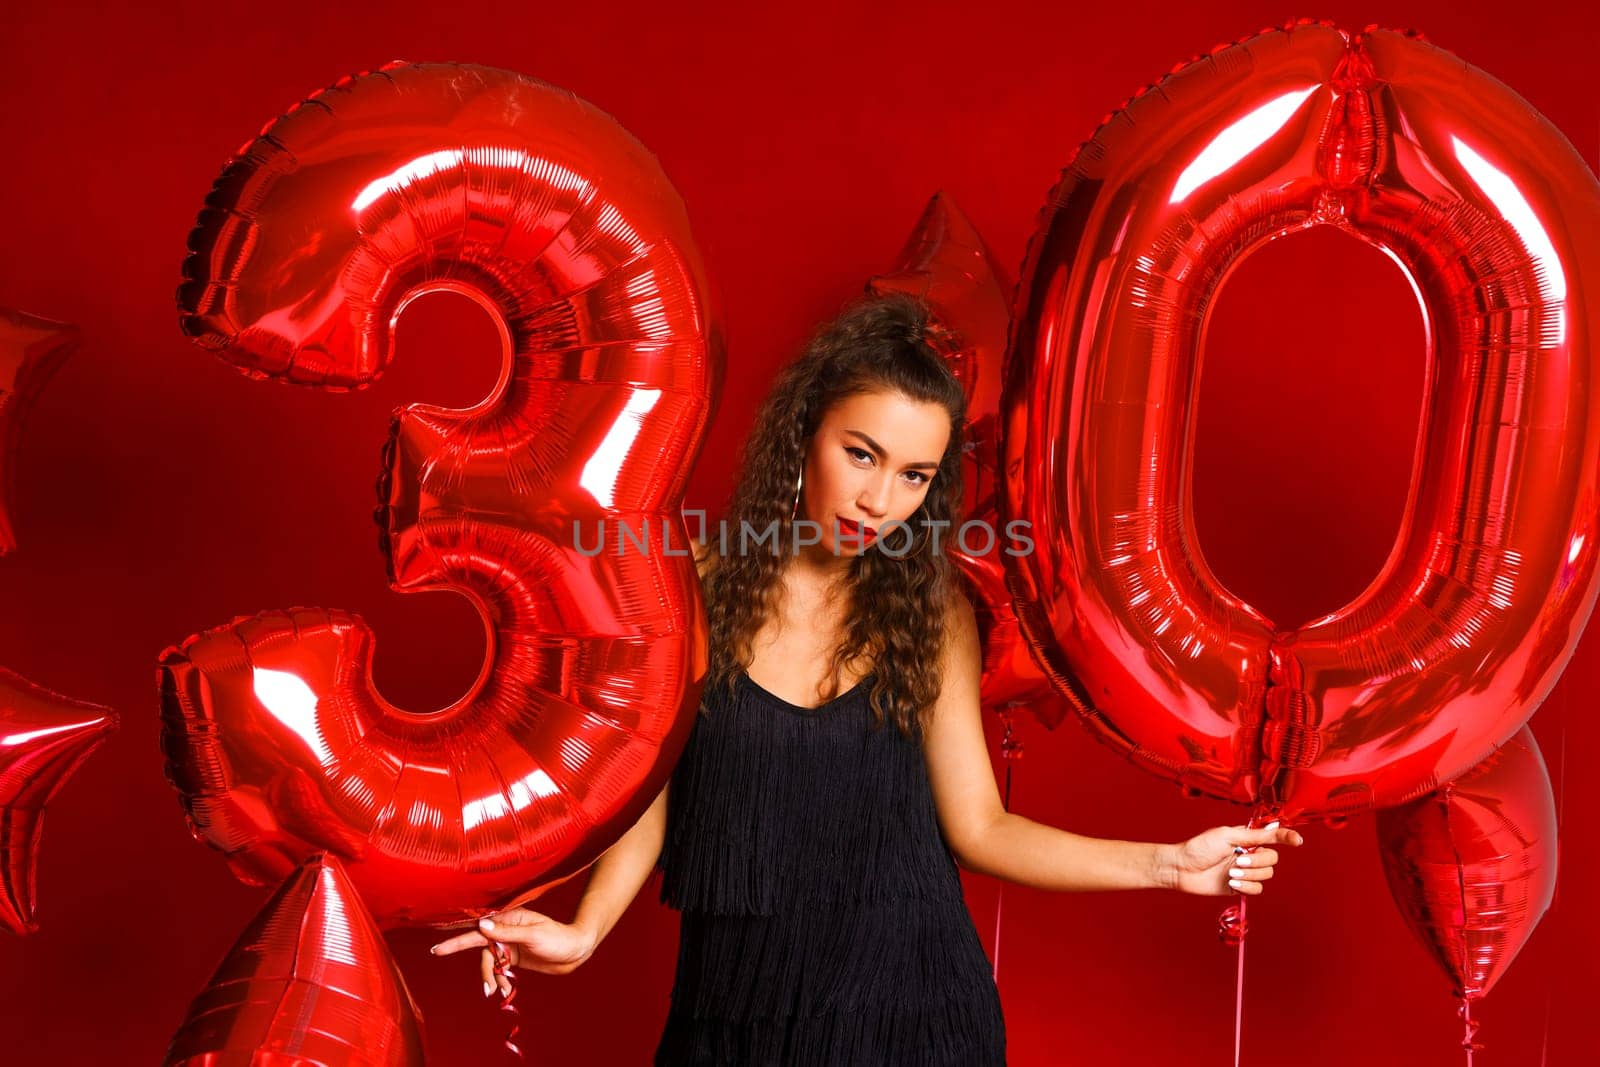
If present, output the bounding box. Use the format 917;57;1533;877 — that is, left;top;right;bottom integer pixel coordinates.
1217;814;1266;1066
991;710;1023;983
1233;895;1247;1067
1539;682;1568;1066
1458;997;1482;1064
492;941;524;1060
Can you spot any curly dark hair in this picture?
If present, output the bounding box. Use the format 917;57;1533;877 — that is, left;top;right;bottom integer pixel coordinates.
699;291;969;739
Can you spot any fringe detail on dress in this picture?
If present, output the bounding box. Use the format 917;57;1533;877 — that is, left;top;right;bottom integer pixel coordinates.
653;669;1006;1064
657;672;963;915
667;895;996;1020
654;987;1006;1066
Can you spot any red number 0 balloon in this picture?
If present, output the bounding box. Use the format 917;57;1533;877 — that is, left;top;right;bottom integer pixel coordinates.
159;63;720;925
1002;23;1600;821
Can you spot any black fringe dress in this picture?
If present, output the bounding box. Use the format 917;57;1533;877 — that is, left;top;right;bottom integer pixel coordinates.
653;667;1007;1065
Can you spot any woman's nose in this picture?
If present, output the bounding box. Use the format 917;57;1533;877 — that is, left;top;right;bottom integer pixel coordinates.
859;477;892;516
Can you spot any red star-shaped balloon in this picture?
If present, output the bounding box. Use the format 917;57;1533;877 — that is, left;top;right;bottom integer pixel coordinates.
0;307;79;556
165;852;426;1066
1;306;114;935
867;191;1010;500
866;195;1068;729
0;668;116;935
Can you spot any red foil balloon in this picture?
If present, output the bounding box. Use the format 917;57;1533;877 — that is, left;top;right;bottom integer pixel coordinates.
868;194;1066;728
0;308;78;555
868;193;1009;514
0;669;116;935
159;62;720;925
1;309;118;935
164;852;425;1066
961;550;1068;730
1376;726;1556;1021
1002;23;1600;818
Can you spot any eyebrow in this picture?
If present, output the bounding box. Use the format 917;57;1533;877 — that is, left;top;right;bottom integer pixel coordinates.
845;430;941;470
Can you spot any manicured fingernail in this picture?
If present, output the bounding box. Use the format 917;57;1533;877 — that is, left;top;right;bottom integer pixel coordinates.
1236;856;1251;867
1265;820;1281;830
429;945;438;954
479;918;495;931
1228;867;1243;878
483;981;494;997
1229;879;1244;890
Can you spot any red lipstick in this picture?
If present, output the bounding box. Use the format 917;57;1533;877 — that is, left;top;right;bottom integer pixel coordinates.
837;517;876;543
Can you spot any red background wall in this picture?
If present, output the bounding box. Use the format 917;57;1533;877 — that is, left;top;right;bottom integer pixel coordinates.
1;1;1595;1063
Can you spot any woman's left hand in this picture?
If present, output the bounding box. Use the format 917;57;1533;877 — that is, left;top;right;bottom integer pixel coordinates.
1163;821;1305;896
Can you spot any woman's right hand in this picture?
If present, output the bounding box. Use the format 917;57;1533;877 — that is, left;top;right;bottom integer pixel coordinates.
430;907;599;996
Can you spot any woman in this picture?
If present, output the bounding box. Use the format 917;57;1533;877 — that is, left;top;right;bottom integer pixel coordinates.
432;293;1304;1064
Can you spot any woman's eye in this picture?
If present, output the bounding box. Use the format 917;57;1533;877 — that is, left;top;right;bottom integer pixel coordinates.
906;472;929;486
846;447;872;464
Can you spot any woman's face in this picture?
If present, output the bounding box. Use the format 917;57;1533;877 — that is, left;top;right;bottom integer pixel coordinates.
799;388;951;555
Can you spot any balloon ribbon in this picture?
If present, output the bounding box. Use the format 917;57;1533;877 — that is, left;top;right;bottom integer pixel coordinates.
492;940;524;1059
991;709;1024;981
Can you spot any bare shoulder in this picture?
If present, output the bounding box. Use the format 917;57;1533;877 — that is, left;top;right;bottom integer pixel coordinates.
933;586;981;682
942;586;979;648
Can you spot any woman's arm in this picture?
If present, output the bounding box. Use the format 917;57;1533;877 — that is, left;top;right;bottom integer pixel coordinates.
427;778;667;985
923;593;1300;894
569;779;669;946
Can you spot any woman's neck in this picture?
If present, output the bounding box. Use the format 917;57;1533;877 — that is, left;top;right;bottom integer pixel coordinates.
791;531;853;583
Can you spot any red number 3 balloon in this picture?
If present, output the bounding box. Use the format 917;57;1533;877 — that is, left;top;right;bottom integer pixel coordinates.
1003;23;1600;821
159;63;720;925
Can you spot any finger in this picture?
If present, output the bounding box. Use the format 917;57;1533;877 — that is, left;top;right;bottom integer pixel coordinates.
478;914;546;946
480;948;495;998
1228;875;1263;895
1234;847;1277;869
486;909;551;928
430;930;490;956
1234;822;1300;849
1228;863;1274;882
